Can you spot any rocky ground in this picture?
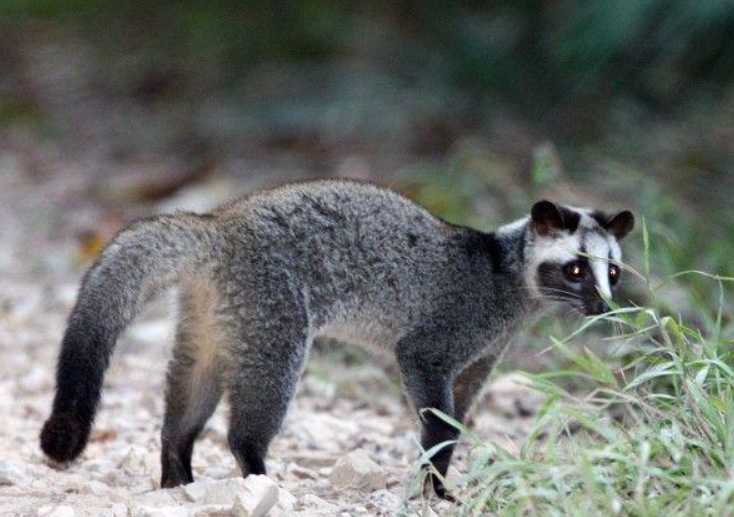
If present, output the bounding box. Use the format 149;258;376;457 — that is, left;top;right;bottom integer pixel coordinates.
0;149;542;517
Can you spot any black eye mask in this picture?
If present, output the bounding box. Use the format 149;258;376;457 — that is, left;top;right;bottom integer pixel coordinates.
537;258;622;316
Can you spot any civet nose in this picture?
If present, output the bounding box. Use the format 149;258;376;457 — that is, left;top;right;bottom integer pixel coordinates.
595;300;610;315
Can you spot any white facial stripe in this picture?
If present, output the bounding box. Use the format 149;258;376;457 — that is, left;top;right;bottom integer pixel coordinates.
585;232;612;299
609;239;622;262
529;233;581;264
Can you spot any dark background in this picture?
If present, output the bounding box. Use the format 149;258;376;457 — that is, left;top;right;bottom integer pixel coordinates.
1;0;733;335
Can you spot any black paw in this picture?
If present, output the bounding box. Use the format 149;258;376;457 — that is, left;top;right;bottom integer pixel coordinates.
160;471;193;489
423;472;457;502
161;456;194;488
433;481;457;502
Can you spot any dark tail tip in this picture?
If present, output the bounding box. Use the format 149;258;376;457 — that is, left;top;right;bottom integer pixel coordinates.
40;412;87;463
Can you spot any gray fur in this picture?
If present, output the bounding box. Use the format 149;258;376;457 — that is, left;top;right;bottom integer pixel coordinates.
40;180;632;498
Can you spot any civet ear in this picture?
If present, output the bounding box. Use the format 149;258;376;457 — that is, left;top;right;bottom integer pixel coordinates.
531;200;563;236
531;200;579;236
607;210;635;240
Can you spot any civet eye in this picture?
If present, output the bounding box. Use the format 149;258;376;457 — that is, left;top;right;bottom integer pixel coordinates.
564;262;584;281
609;264;621;285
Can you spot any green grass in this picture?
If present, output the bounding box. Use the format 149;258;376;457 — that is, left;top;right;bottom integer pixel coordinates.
420;230;734;516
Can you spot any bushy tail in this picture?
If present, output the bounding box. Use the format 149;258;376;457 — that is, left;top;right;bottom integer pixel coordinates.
40;213;219;462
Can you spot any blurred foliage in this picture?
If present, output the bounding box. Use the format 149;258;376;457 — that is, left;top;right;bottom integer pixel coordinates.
3;0;734;112
2;0;732;345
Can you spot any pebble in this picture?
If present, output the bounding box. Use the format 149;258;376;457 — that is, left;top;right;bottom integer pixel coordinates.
184;475;280;515
277;487;297;512
189;505;230;517
202;479;242;505
366;489;401;512
301;494;339;513
330;450;387;491
111;504;129;517
0;461;26;486
190;476;280;517
37;506;77;517
88;480;110;495
139;489;179;506
285;463;319;480
183;481;208;502
232;489;279;517
131;507;189;517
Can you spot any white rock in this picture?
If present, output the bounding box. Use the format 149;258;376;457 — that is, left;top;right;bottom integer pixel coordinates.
301;494;339;512
0;461;26;486
111;504;129;517
88;480;110;495
37;506;76;517
189;475;279;514
189;505;230;517
139;489;178;506
131;507;189;517
233;491;279;517
330;450;386;491
276;487;297;512
202;479;239;505
230;476;280;517
182;480;208;502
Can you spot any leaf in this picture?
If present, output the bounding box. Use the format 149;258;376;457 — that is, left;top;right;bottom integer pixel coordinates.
625;361;679;391
687;379;726;448
583;346;619;388
635;310;649;328
642;217;651;281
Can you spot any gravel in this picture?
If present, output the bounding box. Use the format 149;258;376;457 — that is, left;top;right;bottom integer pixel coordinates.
330;451;387;492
